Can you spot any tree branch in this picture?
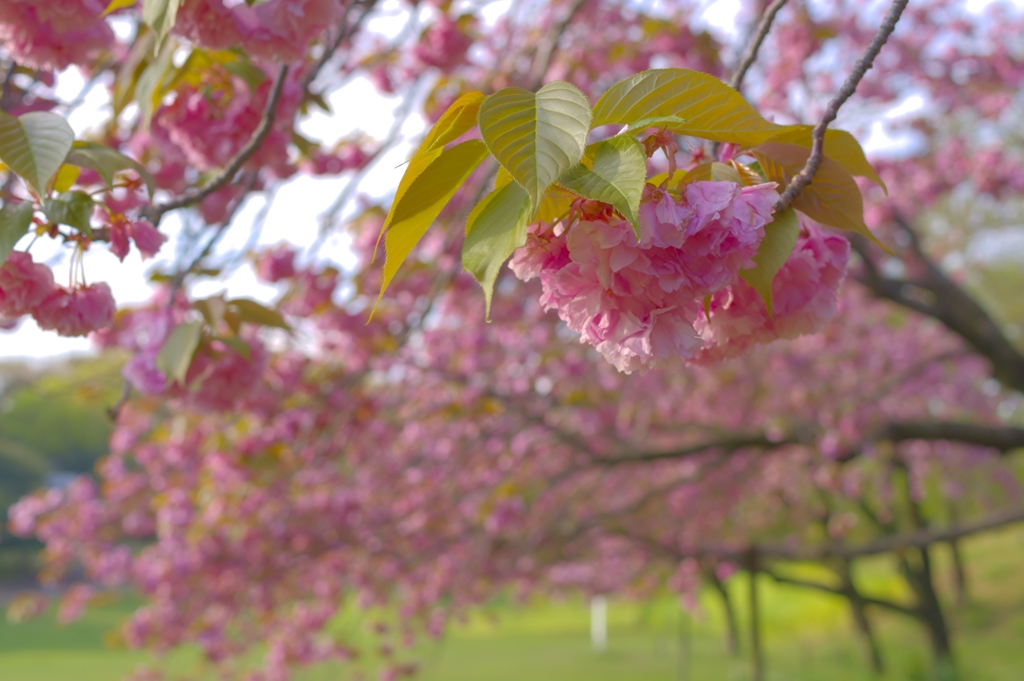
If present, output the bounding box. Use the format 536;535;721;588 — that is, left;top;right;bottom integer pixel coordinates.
528;0;589;90
145;63;290;226
853;219;1024;392
774;0;908;214
759;506;1024;561
762;569;919;619
729;0;789;93
589;433;796;466
881;421;1024;453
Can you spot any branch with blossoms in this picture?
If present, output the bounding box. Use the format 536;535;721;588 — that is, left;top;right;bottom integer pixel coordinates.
142;65;290;228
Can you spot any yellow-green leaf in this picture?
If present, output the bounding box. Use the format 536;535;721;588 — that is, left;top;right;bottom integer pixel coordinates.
134;37;177;126
53;164;81;193
592;69;783;147
679;161;745;185
627;115;687;133
228;298;291;330
462;182;532;319
157;320;203;386
558;135;647;238
536;184;577;223
412;91;486;160
739;208;800;315
103;0;136;15
143;0;181;51
0;201;34;266
0;111;75;197
766;126;886;193
753;142;886;249
373;139;489;314
478;81;592;215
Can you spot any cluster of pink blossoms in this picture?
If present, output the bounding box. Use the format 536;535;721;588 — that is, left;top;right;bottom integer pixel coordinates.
95;299;268;410
511;181;850;373
174;0;343;62
694;223;851;364
0;252;115;336
0;0;113;70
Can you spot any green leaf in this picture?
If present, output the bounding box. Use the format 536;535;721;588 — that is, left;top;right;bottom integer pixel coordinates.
227;298;291;330
42;191;95;234
221;59;269;92
0;111;75;197
143;0;182;51
462;182;532;320
739;208;800;315
134;27;176;125
766;126;886;193
478;81;592;215
217;336;252;359
752;141;887;250
373;139;489;315
592;69;783;147
66;141;156;197
157;320;203;386
412;91;486;160
193;296;227;329
558;135;647;238
0;202;34;266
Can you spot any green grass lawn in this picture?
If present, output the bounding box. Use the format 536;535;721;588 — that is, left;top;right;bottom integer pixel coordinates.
2;525;1023;681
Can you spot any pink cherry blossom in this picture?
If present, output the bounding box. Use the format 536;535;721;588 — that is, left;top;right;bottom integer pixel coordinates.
130;220;167;259
256;246;298;283
173;0;343;62
0;252;56;319
693;221;851;364
32;282;116;337
0;0;113;69
513;181;779;372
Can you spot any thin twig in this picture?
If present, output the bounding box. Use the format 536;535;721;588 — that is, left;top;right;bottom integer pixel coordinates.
729;0;789;93
528;0;589;90
774;0;908;214
146;64;290;226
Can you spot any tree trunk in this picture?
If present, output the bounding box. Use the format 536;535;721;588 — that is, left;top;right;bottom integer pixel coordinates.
947;504;969;607
747;549;764;681
901;547;958;680
838;559;885;675
706;568;741;656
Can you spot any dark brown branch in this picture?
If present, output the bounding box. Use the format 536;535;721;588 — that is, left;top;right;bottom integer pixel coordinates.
146;64;290;226
879;421;1024;453
729;0;789;93
775;0;908;214
590;433;796;466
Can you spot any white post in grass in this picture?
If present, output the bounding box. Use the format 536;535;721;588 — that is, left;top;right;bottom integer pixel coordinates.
590;595;608;653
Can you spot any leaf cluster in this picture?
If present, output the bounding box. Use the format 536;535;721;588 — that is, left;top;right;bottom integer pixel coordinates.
374;68;884;317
